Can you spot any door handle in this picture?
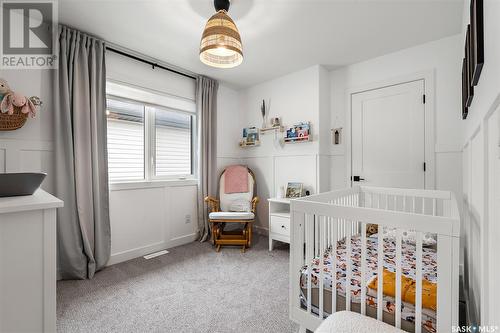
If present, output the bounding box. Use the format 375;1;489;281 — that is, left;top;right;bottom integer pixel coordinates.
352;176;365;182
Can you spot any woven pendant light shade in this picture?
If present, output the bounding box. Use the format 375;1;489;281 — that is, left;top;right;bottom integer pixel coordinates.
199;10;243;68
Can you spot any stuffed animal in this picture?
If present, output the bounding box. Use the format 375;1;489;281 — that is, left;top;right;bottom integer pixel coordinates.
366;223;378;236
0;79;10;100
0;91;36;117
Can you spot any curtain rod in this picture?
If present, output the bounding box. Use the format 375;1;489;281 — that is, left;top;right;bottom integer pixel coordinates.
106;46;198;81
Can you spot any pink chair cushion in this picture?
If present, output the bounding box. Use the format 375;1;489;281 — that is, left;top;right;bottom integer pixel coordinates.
224;165;249;194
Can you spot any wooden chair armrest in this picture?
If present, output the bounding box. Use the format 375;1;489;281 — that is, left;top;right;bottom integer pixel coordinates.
251;196;260;213
204;196;220;212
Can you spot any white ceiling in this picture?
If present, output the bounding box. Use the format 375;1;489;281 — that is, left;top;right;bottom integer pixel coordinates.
59;0;463;89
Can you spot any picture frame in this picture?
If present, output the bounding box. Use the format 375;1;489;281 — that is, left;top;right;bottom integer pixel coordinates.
470;0;484;86
284;122;310;143
241;127;260;146
462;58;468;119
465;25;474;107
286;182;303;198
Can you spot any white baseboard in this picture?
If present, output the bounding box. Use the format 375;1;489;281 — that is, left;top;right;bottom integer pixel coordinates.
169;233;198;248
107;232;198;266
108;242;167;266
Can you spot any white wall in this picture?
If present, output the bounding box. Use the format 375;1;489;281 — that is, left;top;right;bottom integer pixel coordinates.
460;0;500;326
0;70;55;193
216;66;330;232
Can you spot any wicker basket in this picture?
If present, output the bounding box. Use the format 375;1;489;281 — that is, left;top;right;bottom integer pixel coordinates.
0;106;28;131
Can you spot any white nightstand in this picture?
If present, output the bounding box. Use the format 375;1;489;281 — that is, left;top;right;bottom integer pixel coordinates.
268;197;291;251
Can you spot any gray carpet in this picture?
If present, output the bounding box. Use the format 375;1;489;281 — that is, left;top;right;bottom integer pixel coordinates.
57;234;298;333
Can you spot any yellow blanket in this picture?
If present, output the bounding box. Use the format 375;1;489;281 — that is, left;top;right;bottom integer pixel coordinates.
367;269;437;311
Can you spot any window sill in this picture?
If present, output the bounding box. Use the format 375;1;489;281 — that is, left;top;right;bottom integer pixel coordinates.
109;178;198;191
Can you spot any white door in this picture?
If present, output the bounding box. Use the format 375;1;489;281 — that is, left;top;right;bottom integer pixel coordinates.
351;80;425;188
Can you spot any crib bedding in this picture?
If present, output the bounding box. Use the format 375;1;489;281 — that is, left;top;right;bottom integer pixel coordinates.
300;234;438;333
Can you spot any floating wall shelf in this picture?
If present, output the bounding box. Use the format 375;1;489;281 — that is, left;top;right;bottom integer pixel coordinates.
282;136;311;144
260;126;284;133
239;141;261;148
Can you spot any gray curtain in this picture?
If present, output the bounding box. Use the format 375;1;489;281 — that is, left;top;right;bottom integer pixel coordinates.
53;26;110;279
196;76;219;242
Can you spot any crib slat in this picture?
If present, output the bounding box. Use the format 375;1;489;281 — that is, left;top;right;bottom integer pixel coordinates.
319;216;325;318
412;196;416;213
377;230;383;320
345;220;352;311
331;217;338;313
314;218;317;257
306;214;314;314
360;223;367;316
415;231;423;333
433;198;437;216
395;229;402;328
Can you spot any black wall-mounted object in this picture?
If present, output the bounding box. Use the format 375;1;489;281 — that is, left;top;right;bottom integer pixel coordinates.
470;0;484;86
465;25;474;108
462;58;469;119
462;0;484;120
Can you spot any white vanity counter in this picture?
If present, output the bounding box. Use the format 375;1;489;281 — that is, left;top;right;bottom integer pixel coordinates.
0;190;63;333
0;189;63;214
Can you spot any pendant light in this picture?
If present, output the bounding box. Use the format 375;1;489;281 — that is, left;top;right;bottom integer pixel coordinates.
199;0;243;68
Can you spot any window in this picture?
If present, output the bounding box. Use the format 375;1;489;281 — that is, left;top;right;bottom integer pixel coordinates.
154;108;192;177
107;99;145;182
106;90;196;183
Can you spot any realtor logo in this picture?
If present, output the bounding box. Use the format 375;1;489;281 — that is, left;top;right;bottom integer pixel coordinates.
1;0;57;69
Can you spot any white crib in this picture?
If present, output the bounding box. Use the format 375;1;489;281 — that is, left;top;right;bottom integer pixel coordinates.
289;186;460;333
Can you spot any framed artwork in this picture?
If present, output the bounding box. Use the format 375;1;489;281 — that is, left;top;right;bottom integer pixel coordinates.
284;122;310;142
286;182;303;198
470;0;484;86
241;127;260;146
465;25;474;107
462;58;468;119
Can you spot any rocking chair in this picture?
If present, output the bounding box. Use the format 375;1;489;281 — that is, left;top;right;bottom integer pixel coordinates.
204;166;259;252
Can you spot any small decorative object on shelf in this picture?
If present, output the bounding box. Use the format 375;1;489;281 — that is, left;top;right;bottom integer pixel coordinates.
271;117;281;127
240;126;260;147
286;182;303;198
0;78;42;131
260;116;283;133
283;121;311;143
260;99;267;129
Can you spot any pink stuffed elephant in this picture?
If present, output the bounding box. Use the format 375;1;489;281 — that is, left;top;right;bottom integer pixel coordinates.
0;91;36;117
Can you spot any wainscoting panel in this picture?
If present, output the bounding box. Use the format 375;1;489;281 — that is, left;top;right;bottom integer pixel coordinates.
0;139;54;192
108;183;198;265
0;149;5;172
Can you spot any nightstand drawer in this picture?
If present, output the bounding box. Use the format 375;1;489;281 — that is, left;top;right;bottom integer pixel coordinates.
270;215;290;236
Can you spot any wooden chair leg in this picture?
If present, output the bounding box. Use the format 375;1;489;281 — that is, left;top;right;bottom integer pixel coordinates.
248;223;253;247
211;223;216;245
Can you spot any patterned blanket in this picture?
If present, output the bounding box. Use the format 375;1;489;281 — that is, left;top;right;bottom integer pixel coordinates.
300;234;437;332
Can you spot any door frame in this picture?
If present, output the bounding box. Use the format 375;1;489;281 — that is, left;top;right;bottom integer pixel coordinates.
346;70;436;189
